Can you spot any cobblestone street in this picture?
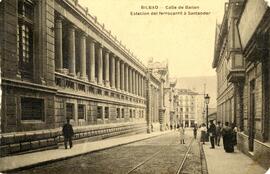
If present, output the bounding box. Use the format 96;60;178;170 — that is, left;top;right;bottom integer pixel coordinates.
11;131;204;174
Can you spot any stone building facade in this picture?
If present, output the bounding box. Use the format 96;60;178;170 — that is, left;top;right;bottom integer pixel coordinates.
213;0;270;168
175;89;203;127
147;59;169;131
0;0;164;156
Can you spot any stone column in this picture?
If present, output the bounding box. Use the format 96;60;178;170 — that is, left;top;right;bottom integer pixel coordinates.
129;68;133;93
121;61;125;90
116;58;120;90
136;72;139;95
80;33;87;80
110;54;115;89
104;50;110;87
140;76;143;97
68;25;76;76
142;77;145;97
97;45;103;85
138;74;141;96
89;39;96;83
55;16;63;72
125;64;129;92
131;70;134;94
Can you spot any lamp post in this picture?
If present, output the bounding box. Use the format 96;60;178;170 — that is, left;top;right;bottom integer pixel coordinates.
204;94;210;129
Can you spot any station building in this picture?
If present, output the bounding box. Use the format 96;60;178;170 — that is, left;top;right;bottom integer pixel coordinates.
213;0;270;168
0;0;166;156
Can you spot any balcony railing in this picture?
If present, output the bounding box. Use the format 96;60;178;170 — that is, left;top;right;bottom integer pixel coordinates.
54;72;146;105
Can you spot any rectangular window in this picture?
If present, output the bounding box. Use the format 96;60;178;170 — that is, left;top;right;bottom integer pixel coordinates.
78;104;85;120
105;107;109;119
133;110;136;118
121;108;125;118
18;0;34;79
78;84;85;92
116;108;120;118
66;103;74;119
97;106;103;119
130;109;132;118
21;97;44;121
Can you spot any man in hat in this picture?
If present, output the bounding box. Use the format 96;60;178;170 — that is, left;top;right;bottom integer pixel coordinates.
208;120;216;149
62;118;74;149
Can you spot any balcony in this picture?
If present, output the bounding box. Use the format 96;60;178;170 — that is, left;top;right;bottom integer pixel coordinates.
227;53;245;83
54;72;146;105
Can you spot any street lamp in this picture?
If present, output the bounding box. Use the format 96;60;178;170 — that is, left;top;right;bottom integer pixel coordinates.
204;94;210;129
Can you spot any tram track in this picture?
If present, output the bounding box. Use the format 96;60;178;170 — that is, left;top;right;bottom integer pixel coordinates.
126;137;194;174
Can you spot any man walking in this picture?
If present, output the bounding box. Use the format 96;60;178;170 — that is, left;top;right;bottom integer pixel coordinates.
215;121;222;146
208;120;216;149
62;118;74;149
193;124;198;139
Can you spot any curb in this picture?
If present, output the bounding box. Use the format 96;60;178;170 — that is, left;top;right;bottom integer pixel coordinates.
1;131;171;173
200;143;209;174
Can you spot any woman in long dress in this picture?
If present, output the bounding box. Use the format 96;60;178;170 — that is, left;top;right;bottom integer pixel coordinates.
222;122;234;153
179;125;185;144
200;123;207;144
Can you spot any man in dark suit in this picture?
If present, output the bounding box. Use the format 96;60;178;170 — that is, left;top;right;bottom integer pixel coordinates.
62;118;74;149
208;120;216;149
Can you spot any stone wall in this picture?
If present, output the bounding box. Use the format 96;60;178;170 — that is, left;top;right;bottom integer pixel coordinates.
237;132;270;169
0;122;147;157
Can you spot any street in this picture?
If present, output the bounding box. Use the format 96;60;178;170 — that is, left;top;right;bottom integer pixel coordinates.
12;131;203;174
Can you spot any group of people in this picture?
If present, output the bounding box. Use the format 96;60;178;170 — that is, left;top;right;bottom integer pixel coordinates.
198;121;237;152
179;121;237;153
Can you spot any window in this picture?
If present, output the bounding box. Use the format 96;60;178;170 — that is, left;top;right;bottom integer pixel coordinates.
97;106;103;119
121;108;125;118
78;84;85;92
18;0;34;79
133;110;136;118
130;109;132;118
21;97;44;121
185;115;189;119
66;103;75;119
116;108;120;118
78;104;85;120
105;107;109;119
66;80;75;89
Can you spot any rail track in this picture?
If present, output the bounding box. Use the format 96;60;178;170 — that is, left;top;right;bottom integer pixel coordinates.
126;138;195;174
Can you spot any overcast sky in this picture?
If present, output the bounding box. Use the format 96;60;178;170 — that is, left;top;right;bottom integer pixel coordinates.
79;0;227;78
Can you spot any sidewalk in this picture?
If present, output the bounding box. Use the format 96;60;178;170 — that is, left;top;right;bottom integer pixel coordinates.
203;140;267;174
0;131;169;172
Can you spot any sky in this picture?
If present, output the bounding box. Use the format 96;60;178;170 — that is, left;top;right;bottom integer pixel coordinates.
79;0;227;78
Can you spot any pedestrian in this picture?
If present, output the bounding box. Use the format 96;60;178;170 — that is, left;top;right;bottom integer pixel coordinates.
208;120;216;149
179;124;185;144
222;122;234;153
231;122;237;146
215;121;222;146
62;118;74;149
200;123;207;144
193;124;198;139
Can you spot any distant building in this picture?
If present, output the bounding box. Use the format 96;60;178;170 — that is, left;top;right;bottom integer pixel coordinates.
208;108;217;123
213;0;270;168
147;59;172;131
174;89;205;127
